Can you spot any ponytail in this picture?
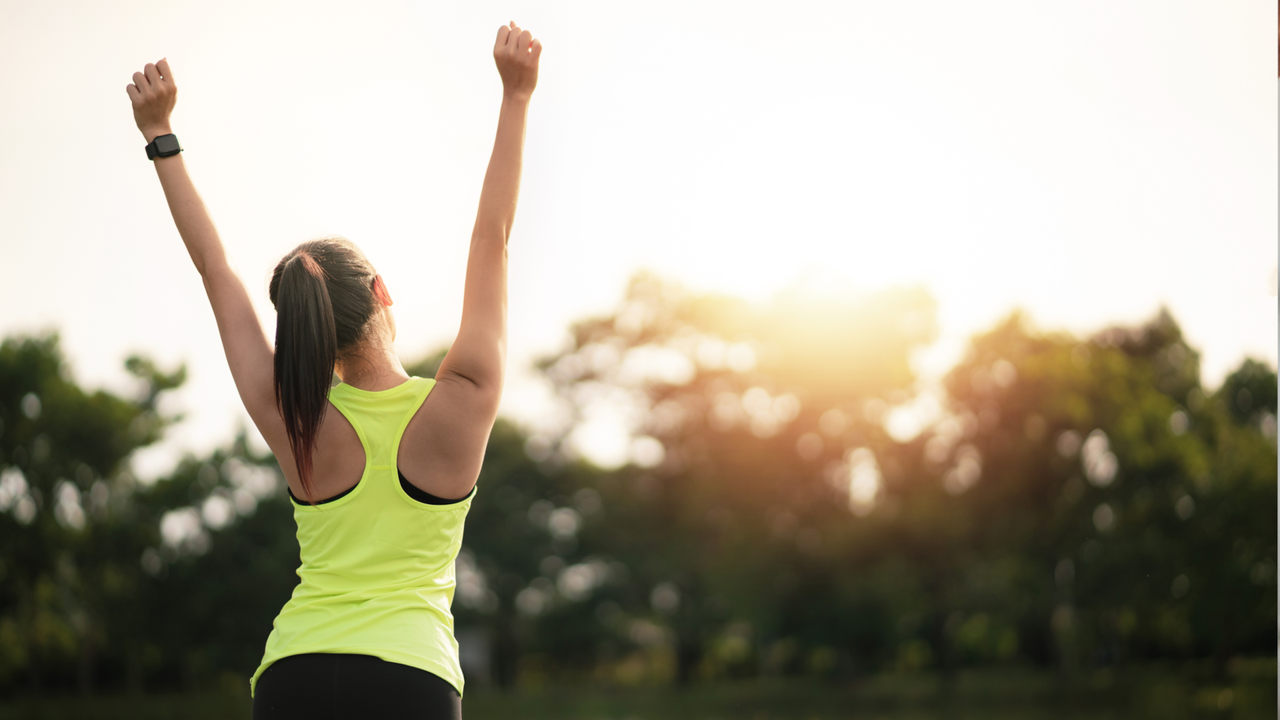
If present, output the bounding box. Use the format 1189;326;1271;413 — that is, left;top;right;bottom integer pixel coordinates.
272;252;337;505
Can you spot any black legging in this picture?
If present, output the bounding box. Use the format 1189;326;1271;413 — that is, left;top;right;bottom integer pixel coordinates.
252;653;462;719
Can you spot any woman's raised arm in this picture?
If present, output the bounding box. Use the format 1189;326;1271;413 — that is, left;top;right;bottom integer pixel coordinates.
435;23;542;398
127;60;282;438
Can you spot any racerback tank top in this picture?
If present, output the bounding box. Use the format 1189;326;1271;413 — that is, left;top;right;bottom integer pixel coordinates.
249;376;474;698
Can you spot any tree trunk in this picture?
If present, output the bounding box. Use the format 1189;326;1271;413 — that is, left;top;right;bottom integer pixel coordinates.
77;630;95;696
674;633;702;686
492;616;520;689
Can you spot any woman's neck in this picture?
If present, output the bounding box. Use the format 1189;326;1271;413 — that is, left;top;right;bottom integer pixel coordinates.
336;338;410;392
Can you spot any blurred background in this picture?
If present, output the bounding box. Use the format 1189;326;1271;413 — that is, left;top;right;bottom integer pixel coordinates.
0;1;1275;718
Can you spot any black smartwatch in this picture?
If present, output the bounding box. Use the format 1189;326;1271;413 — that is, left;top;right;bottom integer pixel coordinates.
145;133;182;160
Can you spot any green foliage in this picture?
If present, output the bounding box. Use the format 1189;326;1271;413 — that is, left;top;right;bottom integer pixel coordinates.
0;332;182;693
0;274;1273;699
515;274;1275;685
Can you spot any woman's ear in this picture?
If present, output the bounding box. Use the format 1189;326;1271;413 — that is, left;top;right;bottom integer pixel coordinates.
372;274;394;307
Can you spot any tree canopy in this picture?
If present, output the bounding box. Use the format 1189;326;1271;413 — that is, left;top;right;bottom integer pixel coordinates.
0;274;1273;696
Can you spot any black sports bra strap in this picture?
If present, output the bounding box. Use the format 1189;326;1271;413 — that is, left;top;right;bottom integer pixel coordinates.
286;470;466;506
396;470;468;505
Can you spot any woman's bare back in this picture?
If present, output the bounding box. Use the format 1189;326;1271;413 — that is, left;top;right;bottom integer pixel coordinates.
281;374;497;503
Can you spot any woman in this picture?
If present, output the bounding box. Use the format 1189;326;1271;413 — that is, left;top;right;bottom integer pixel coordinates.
126;21;542;719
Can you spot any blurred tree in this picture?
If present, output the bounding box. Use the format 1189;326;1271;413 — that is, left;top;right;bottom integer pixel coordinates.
910;308;1277;678
112;433;298;693
529;270;939;683
526;275;1276;685
0;333;183;694
0;287;1273;697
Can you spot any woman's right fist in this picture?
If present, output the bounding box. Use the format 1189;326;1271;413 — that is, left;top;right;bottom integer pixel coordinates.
126;58;177;141
494;21;541;100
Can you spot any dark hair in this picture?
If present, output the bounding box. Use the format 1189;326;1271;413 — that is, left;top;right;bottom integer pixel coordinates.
268;237;378;504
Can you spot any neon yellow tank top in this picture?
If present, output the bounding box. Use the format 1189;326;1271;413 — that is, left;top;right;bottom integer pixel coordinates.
249;376;474;698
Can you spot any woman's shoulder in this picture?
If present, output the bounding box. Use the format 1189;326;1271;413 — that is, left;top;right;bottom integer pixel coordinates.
397;373;500;499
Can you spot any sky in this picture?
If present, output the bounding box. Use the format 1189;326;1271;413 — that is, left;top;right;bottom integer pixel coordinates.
0;1;1275;477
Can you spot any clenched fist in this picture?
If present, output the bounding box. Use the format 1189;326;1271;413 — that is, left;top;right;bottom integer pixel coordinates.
494;22;541;100
126;58;176;142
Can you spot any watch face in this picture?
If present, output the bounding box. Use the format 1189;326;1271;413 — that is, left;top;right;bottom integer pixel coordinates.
155;134;180;155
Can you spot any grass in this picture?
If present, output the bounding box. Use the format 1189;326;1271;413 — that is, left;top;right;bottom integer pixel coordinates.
0;662;1273;720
